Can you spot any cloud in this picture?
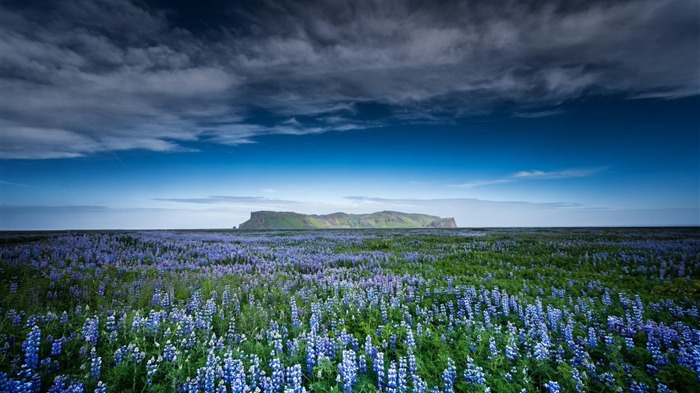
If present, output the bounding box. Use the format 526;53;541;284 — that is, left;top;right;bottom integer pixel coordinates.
512;168;606;179
200;121;367;146
154;196;298;205
450;167;606;188
341;197;699;227
1;0;697;159
0;180;30;187
344;196;579;210
0;205;243;230
3;196;697;229
512;109;565;118
446;179;514;189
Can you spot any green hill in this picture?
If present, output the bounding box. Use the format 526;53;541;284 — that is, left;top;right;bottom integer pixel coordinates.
238;211;457;229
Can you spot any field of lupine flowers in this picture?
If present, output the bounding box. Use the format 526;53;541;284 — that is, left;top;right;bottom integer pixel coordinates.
1;228;699;393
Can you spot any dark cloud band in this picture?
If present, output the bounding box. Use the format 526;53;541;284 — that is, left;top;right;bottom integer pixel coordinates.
1;0;697;159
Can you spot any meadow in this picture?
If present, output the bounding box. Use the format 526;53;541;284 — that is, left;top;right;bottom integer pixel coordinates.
1;228;699;392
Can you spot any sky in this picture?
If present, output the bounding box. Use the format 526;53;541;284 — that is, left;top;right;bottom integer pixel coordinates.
0;0;698;229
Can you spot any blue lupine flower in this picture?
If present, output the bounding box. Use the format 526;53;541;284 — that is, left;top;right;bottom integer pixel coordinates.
544;381;560;393
442;358;457;393
290;298;300;330
306;333;316;374
571;368;586;393
285;364;302;393
94;381;107;393
23;326;41;372
163;341;178;362
630;380;650;393
48;374;69;393
397;357;407;393
89;347;102;380
587;327;598;348
270;355;284;393
374;352;385;390
203;350;221;393
146;357;158;386
656;379;671;393
82;317;99;347
488;337;498;360
463;356;486;387
338;349;357;393
387;361;398;393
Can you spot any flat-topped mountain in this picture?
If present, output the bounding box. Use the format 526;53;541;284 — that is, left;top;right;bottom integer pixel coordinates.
238;211;457;229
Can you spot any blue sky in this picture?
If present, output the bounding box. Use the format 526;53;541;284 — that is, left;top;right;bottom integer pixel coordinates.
1;0;698;229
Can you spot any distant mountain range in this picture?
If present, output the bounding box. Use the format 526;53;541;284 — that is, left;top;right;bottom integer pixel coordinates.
238;211;457;229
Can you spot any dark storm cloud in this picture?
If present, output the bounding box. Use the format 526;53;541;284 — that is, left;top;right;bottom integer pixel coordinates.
1;0;698;159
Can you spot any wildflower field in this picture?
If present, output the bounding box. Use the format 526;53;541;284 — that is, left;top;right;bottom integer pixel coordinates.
1;228;699;393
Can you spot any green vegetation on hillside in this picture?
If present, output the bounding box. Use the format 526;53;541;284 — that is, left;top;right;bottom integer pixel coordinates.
238;210;458;229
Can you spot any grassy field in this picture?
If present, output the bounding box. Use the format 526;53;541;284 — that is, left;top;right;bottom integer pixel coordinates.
1;228;699;392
